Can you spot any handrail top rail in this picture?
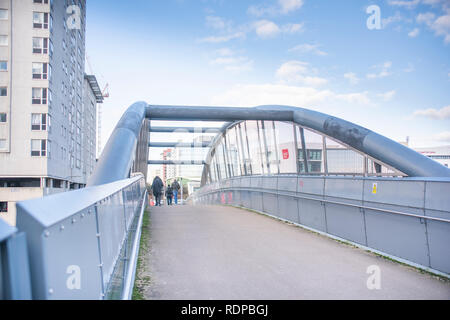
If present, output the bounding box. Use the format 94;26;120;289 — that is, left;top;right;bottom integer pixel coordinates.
213;174;450;183
16;175;144;228
0;218;17;242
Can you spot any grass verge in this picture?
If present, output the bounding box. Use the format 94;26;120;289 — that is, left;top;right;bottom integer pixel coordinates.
132;208;152;300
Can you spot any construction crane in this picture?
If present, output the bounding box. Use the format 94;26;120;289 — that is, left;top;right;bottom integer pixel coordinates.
86;53;109;158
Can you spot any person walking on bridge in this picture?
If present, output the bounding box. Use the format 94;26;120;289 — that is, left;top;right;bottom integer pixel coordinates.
172;179;181;205
151;176;164;206
166;184;174;206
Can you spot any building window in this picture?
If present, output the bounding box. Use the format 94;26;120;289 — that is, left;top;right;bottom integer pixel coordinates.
0;35;8;46
48;140;51;158
33;12;49;29
0;87;7;96
31;113;49;131
0;61;7;71
0;9;8;20
0;113;6;122
0;139;6;150
31;139;47;157
33;0;49;4
32;62;50;79
0;202;7;213
49;39;53;57
32;88;47;104
429;155;450;160
32;37;49;54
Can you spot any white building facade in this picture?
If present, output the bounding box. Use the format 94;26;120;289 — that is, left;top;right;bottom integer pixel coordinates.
414;146;450;168
0;0;99;225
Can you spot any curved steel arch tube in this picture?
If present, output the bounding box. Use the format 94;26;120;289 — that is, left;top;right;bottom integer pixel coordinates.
88;102;450;187
255;105;450;178
87;101;148;186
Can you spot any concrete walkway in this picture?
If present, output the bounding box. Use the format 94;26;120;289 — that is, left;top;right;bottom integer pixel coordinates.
144;205;450;300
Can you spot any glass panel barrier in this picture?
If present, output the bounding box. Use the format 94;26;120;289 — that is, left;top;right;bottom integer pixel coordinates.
216;139;227;180
259;121;269;175
235;125;246;176
237;123;251;175
210;156;218;182
225;128;241;177
263;121;279;175
302;128;325;174
246;121;263;175
325;138;365;175
296;126;306;174
368;159;397;176
275;122;297;174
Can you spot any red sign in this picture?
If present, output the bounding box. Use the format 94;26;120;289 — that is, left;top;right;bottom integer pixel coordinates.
282;149;289;160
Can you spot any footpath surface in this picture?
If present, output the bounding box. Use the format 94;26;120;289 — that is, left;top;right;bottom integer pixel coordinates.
142;205;450;300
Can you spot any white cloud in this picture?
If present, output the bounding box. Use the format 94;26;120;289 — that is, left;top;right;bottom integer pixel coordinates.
275;61;328;86
413;105;450;119
248;0;304;17
335;92;371;105
431;14;450;43
282;23;305;34
276;61;308;76
422;0;446;7
382;12;404;28
388;0;420;9
344;72;360;85
367;61;393;79
247;5;277;17
210;49;253;73
378;90;396;101
417;12;436;26
198;32;246;43
205;16;230;30
279;0;304;14
389;0;447;9
201;18;304;43
434;131;450;142
211;84;331;107
408;28;420;37
200;15;246;43
386;0;449;43
417;12;450;43
210;56;253;72
288;43;327;56
211;83;371;108
253;20;281;38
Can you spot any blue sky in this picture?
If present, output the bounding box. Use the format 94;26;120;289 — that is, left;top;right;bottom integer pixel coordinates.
86;0;450;150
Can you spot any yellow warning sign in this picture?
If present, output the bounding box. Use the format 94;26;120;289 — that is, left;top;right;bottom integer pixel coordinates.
372;183;378;194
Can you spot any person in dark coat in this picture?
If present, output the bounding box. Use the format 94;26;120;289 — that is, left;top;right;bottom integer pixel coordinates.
151;176;164;206
171;179;181;204
165;184;174;205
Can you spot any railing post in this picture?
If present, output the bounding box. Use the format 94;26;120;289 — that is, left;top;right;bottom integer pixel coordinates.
93;205;106;299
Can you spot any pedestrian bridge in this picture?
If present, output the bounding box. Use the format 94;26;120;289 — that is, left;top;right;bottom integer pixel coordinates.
1;102;449;299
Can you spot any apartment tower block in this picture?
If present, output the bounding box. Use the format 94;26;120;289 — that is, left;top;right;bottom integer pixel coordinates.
0;0;101;225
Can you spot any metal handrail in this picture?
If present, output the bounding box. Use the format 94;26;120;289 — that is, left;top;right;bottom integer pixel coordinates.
121;189;147;300
197;186;450;224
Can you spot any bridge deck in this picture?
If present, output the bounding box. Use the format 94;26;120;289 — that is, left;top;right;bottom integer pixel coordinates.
142;205;450;300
